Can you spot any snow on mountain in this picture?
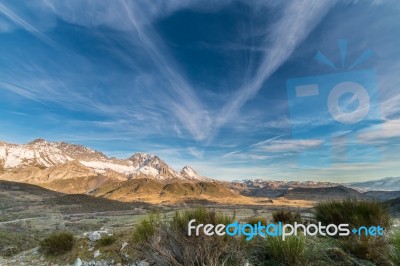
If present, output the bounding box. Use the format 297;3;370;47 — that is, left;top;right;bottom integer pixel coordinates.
180;166;209;181
233;178;338;189
0;139;72;168
346;177;400;192
0;139;206;182
181;166;197;178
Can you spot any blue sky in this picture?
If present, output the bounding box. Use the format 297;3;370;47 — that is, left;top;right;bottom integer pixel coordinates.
0;0;400;182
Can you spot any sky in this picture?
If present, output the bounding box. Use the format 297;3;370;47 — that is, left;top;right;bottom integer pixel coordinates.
0;0;400;182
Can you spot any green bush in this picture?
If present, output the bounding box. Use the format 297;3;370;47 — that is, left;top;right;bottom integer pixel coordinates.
272;210;302;224
133;213;160;243
340;236;391;265
171;207;235;234
267;236;306;265
39;231;75;255
249;236;307;266
133;207;246;266
98;235;117;247
315;199;390;228
390;231;400;265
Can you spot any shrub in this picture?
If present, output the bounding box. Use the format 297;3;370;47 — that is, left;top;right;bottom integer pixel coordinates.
389;231;400;265
267;236;306;265
272;210;302;224
247;237;270;265
323;247;355;265
133;213;160;243
340;236;391;265
249;236;306;266
171;207;235;234
315;199;390;229
98;235;117;247
39;231;75;255
133;207;246;266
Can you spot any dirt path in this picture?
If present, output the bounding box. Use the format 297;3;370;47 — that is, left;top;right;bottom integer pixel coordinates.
0;217;39;225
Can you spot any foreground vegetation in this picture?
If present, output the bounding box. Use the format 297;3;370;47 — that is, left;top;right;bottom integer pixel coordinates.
1;199;400;265
127;200;397;266
39;232;75;255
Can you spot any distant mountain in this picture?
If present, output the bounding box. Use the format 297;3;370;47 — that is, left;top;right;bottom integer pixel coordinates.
235;178;338;189
230;179;339;195
228;179;365;201
346;177;400;192
283;186;363;201
0;139;209;186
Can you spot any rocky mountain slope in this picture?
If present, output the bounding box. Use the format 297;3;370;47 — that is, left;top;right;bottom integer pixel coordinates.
89;178;243;204
0;139;208;186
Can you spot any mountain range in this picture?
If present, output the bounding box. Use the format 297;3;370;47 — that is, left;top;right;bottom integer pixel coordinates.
0;139;250;204
1;138;399;204
346;177;400;192
0;139;208;184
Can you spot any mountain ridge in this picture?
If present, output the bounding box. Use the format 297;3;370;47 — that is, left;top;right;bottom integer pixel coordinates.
0;139;209;184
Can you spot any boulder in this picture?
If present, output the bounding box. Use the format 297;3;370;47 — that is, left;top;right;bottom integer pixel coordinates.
73;258;82;266
88;231;101;241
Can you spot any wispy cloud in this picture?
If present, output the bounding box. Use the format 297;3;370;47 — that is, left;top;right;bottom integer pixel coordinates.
215;0;335;130
1;0;398;182
118;0;212;141
251;135;286;147
187;147;204;159
222;150;270;160
255;139;323;153
0;3;58;48
0;1;334;143
358;119;400;142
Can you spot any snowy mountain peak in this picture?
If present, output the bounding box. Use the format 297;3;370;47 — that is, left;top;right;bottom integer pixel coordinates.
181;166;198;178
129;152;157;165
0;139;209;183
180;166;210;181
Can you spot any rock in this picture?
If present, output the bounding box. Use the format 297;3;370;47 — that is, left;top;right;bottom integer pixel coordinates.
88;231;102;241
73;258;82;266
93;250;101;258
132;261;150;266
120;242;128;251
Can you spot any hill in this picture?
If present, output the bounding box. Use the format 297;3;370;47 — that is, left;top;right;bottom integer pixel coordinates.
89;178;258;205
0;180;145;215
